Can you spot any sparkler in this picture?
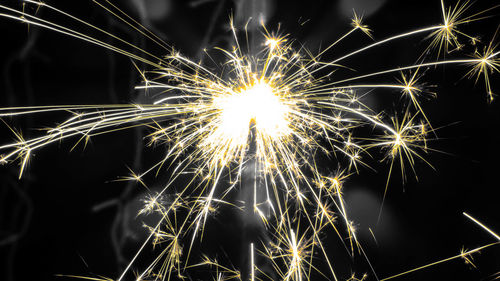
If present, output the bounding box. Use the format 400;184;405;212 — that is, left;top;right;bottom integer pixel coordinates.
0;0;499;280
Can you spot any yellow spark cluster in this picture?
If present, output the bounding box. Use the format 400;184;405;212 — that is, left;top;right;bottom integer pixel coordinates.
0;1;499;281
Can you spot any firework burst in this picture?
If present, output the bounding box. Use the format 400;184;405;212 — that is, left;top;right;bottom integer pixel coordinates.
0;0;499;280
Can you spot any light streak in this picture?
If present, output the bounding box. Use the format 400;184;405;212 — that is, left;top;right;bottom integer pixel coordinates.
380;242;500;281
251;243;255;281
464;212;500;241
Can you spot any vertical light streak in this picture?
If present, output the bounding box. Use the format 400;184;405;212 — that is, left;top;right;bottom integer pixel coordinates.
251;243;255;281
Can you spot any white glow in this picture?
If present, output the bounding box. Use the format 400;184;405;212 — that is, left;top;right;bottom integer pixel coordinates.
216;81;291;142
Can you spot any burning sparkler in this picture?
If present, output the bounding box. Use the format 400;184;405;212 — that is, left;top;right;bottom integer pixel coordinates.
0;0;499;280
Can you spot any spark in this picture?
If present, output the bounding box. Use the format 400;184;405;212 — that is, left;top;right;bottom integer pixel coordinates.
351;11;373;39
0;0;499;281
465;38;500;102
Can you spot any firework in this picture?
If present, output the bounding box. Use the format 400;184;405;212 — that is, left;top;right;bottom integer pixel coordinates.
0;0;499;280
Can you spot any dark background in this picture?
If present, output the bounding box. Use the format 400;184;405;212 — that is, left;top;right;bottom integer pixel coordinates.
0;0;499;280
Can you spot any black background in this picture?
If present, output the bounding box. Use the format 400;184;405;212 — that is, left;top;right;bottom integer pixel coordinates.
1;0;499;280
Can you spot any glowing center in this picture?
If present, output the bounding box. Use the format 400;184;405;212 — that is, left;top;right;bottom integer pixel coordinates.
217;81;291;142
